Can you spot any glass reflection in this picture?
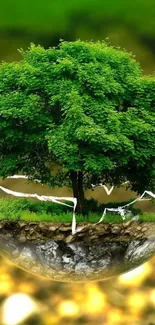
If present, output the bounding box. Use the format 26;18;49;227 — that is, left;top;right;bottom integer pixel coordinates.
0;220;155;282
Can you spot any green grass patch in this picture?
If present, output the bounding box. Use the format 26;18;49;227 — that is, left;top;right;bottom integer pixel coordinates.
0;197;154;223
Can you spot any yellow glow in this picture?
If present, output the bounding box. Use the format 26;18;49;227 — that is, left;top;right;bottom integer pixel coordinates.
18;282;37;295
84;285;107;313
2;293;37;325
44;314;60;325
0;282;12;295
0;274;11;281
58;300;79;317
0;254;155;325
149;289;155;306
107;309;122;324
127;292;146;314
0;274;12;295
118;263;152;286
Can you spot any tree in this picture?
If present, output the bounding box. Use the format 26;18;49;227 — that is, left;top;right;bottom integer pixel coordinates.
0;40;155;214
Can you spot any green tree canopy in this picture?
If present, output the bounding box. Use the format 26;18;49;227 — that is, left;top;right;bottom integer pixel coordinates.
0;40;155;214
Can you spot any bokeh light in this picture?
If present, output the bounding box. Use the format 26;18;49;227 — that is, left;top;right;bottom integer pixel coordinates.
0;255;155;324
1;293;38;325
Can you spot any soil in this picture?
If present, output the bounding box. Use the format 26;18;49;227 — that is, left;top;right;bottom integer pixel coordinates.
0;220;155;282
0;219;154;244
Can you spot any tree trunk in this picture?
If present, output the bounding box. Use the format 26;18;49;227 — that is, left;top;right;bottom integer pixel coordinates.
70;171;85;215
78;171;85;215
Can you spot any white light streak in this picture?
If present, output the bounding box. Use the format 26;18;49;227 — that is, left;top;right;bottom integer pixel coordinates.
0;183;77;235
91;183;114;195
96;190;155;223
1;175;155;233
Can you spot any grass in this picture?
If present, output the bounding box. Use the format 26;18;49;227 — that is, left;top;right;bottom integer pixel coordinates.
0;197;155;223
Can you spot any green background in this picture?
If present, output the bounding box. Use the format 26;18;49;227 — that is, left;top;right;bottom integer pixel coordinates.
0;0;155;74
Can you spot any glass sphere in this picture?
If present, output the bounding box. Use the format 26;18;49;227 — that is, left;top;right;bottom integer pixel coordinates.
0;219;155;282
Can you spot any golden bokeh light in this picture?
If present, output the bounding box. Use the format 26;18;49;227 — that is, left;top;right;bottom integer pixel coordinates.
1;293;38;325
0;255;155;325
126;292;147;314
83;284;107;313
58;300;79;317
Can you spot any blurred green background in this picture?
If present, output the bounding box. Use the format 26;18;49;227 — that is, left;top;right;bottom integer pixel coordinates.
0;0;155;75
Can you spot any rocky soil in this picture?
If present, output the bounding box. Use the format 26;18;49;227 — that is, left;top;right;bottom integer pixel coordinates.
0;234;155;282
0;220;155;282
0;220;154;244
